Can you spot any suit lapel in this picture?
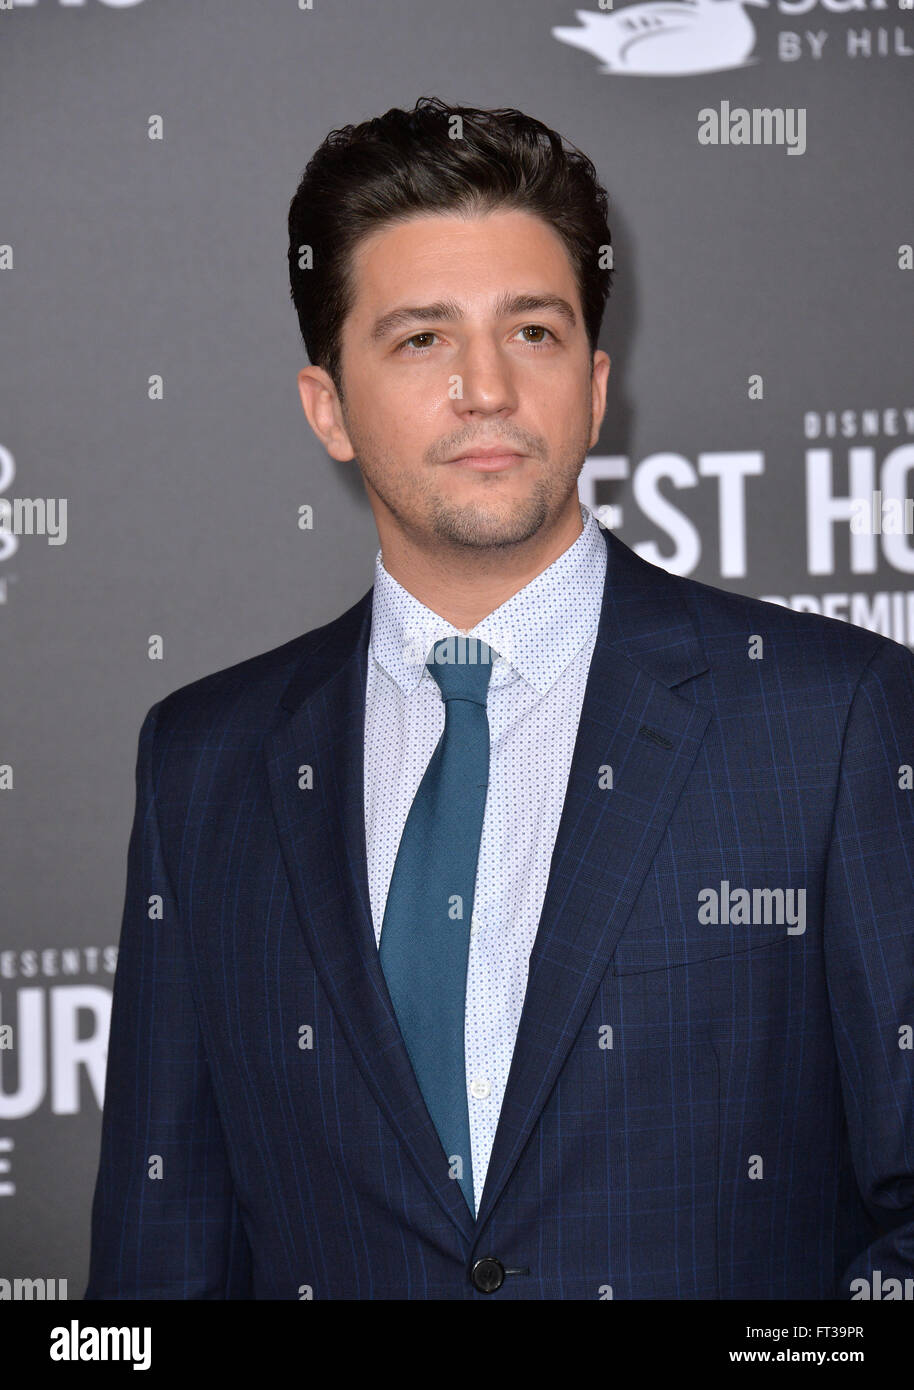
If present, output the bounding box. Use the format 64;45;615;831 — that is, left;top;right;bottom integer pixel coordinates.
265;525;712;1248
264;591;477;1243
470;527;712;1238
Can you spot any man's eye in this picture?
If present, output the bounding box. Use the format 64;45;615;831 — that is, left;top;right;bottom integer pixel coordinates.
517;325;556;346
398;332;438;352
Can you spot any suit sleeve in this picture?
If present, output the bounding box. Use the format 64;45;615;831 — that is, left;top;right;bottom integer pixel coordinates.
823;637;914;1298
83;701;253;1299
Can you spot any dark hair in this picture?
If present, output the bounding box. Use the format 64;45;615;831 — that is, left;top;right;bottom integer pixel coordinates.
287;96;613;399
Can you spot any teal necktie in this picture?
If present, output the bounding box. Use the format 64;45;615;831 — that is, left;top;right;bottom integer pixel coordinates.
379;634;495;1216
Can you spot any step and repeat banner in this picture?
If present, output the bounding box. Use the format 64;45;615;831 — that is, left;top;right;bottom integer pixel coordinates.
1;0;911;1301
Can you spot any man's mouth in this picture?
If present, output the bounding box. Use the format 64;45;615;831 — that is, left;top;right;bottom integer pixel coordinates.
445;448;525;472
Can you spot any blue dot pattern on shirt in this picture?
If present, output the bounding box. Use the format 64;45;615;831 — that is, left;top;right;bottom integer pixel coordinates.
365;503;608;1216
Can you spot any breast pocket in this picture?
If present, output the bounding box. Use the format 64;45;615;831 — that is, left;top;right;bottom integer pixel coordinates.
612;878;806;975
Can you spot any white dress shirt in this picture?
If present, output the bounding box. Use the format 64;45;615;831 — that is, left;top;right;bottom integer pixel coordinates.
364;502;607;1214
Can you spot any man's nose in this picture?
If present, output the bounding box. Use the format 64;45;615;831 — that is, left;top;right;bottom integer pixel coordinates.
451;336;519;416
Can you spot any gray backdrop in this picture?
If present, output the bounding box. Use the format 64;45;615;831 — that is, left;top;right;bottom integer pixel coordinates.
1;0;912;1299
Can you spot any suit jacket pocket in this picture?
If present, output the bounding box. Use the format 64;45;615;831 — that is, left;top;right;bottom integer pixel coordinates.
612;903;796;975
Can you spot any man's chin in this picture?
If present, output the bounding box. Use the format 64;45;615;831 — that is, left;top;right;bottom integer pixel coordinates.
428;497;551;550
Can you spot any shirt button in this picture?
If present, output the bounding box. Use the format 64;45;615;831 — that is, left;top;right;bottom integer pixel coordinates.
470;1077;491;1099
470;914;481;936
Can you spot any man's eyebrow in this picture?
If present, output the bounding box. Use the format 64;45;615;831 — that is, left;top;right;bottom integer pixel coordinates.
368;292;578;343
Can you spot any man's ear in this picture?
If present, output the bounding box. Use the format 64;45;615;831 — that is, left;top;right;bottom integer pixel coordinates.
589;350;611;450
297;365;356;462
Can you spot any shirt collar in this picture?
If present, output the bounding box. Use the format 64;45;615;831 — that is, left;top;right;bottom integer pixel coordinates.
370;503;607;698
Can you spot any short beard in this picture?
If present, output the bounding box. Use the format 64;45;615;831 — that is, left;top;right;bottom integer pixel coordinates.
423;475;555;550
347;412;589;555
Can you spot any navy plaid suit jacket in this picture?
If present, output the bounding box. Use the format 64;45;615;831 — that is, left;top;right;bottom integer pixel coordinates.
84;523;914;1299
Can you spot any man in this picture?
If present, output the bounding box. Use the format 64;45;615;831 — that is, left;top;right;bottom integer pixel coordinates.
85;97;914;1300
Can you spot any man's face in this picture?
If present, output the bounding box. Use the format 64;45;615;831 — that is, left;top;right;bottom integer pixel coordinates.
298;207;610;553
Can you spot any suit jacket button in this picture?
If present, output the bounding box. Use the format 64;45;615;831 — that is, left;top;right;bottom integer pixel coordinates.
471;1256;505;1293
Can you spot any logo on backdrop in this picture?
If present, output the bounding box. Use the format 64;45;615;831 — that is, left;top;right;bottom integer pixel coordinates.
0;946;117;1196
553;0;913;74
0;447;16;607
553;0;767;75
0;446;69;606
580;403;914;647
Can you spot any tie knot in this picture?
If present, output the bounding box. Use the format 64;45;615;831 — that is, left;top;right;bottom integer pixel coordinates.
426;635;496;705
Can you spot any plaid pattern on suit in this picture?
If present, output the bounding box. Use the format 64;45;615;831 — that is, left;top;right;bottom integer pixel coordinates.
84;523;914;1299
